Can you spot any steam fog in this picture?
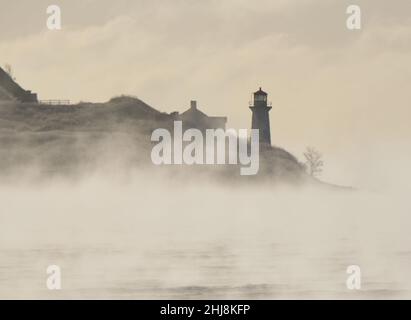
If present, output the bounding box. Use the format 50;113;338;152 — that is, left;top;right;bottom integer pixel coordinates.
0;138;410;299
1;0;411;300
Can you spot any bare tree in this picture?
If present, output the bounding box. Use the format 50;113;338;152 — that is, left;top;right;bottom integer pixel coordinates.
303;147;324;177
4;64;15;80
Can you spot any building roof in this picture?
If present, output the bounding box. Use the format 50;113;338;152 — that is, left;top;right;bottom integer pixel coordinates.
181;100;210;120
180;100;227;129
181;106;209;119
254;87;267;96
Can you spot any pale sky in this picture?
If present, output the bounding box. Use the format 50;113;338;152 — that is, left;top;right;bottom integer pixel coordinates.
1;0;411;187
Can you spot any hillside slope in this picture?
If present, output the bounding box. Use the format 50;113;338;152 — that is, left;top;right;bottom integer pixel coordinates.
0;97;313;185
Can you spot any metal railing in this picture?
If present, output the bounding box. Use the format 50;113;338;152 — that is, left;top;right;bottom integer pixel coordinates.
39;100;71;105
249;101;273;107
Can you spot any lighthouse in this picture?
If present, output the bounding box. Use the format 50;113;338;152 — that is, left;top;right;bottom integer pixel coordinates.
249;87;272;145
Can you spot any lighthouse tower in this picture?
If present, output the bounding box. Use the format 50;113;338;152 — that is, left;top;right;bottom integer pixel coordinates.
249;87;272;145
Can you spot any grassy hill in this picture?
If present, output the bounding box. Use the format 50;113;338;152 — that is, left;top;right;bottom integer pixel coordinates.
0;96;314;185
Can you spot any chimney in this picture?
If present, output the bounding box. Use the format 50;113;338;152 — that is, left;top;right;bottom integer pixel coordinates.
190;100;197;110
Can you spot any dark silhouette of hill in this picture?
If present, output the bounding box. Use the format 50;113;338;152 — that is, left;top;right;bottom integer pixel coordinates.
0;96;322;186
0;66;38;102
